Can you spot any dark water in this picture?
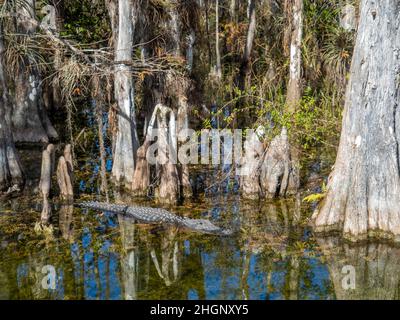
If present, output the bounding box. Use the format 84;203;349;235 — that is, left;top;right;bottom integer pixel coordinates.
2;187;400;300
0;194;334;300
1;114;398;300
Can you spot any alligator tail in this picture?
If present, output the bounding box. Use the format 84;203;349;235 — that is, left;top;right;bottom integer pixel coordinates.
77;201;128;215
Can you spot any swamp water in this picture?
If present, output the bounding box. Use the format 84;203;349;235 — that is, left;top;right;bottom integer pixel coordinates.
1;175;400;300
0;145;399;300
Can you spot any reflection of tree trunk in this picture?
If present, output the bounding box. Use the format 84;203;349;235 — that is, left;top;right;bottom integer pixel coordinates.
150;227;181;287
317;237;400;300
28;255;52;299
59;204;74;241
0;270;9;299
241;250;250;300
118;215;139;300
286;255;299;300
265;262;273;300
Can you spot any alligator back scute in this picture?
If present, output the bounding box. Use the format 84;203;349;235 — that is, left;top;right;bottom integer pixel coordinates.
78;201;128;214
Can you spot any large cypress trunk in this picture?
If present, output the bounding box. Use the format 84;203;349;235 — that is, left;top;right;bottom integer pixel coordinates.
12;0;58;144
111;0;139;188
313;0;400;241
0;24;24;193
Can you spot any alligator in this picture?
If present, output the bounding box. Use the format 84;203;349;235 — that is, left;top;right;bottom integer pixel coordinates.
77;201;233;236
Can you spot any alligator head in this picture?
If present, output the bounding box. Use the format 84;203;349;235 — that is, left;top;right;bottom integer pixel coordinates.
183;218;233;236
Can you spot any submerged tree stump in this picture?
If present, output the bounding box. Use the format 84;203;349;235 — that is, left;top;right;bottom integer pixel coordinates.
177;96;193;198
56;145;74;202
156;106;180;205
260;128;300;199
239;127;300;200
131;140;151;197
240;127;265;200
132;103;160;197
63;144;73;183
39;144;55;223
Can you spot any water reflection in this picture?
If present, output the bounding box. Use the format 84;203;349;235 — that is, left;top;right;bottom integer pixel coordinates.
59;205;74;241
4;197;396;300
317;237;400;300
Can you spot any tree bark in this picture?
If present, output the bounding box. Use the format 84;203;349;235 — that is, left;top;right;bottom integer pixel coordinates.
155;106;180;205
340;1;358;32
132;101;162;196
48;1;65;110
313;0;400;241
229;0;238;23
260;128;300;198
12;0;58;143
0;23;24;194
214;0;222;80
56;150;73;202
177;97;193;198
166;1;181;56
240;128;265;200
286;0;304;111
96;102;109;198
39;144;55;223
237;0;256;91
111;0;139;188
105;0;118;50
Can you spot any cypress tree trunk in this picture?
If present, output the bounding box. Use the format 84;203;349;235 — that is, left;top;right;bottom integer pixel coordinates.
0;24;24;193
340;0;358;31
313;0;400;241
237;0;256;91
166;0;181;56
286;0;304;110
214;0;222;80
12;0;58;143
111;0;139;188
